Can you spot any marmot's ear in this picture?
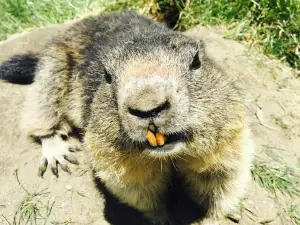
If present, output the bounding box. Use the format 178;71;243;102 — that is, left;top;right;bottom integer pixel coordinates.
190;51;201;70
189;40;206;70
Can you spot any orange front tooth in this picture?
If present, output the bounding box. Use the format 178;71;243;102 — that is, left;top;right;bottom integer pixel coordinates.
146;129;157;147
156;132;165;146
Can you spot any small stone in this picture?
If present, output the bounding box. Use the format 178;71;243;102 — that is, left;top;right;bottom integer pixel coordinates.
66;185;72;191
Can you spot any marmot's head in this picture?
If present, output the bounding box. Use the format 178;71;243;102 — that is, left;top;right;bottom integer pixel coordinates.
85;32;245;159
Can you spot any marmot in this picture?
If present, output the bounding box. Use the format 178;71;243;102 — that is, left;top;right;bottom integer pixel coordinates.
0;10;254;225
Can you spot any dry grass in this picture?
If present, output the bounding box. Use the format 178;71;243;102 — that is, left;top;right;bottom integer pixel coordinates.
12;169;55;225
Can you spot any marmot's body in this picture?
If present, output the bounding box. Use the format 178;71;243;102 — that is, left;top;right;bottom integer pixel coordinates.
0;10;254;225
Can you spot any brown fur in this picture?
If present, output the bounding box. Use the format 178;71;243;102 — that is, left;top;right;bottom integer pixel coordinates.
1;10;254;225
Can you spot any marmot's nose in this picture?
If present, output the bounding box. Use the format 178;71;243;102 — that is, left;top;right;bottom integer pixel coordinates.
128;101;170;119
123;75;173;120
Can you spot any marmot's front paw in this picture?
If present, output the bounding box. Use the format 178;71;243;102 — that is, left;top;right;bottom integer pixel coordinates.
39;134;81;177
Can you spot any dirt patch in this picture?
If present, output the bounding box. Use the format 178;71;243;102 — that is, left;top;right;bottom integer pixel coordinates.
0;23;299;225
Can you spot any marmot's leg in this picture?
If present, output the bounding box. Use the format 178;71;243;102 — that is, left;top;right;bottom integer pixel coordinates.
112;182;169;223
21;52;82;177
93;158;171;224
185;170;250;225
178;129;254;224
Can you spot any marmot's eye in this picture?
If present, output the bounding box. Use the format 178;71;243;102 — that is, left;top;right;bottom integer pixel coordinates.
104;70;112;84
190;52;201;70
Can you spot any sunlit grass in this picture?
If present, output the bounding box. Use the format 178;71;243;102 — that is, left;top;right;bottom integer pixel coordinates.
286;204;300;225
177;0;300;72
12;169;55;225
251;158;300;197
1;0;299;71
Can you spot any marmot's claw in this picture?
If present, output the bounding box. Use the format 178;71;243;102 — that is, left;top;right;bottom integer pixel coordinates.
51;164;59;178
64;153;79;165
38;157;48;177
40;134;81;177
59;161;71;174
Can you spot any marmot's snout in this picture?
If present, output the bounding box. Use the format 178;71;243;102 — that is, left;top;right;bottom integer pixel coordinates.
122;75;174;126
118;72;190;155
126;78;171;120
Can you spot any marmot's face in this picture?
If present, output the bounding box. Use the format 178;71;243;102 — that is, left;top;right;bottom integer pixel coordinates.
88;34;242;158
117;51;195;157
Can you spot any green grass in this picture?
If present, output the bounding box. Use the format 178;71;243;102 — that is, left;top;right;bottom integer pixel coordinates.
0;0;92;40
287;205;300;225
12;169;55;225
0;0;146;41
177;0;300;72
251;158;300;197
251;156;300;224
0;0;299;71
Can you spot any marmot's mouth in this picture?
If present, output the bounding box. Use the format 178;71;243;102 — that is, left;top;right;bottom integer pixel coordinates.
118;127;192;154
147;132;189;151
132;130;190;154
144;124;191;151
